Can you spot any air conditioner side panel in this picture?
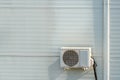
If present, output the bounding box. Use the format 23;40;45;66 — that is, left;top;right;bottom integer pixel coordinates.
79;50;91;68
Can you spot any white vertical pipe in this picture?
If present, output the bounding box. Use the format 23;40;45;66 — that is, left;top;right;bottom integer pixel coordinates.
107;0;110;80
104;0;110;80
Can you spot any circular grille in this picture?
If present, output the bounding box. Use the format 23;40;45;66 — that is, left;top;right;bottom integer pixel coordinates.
63;50;79;67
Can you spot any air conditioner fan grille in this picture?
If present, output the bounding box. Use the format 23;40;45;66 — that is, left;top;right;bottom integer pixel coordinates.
63;50;79;67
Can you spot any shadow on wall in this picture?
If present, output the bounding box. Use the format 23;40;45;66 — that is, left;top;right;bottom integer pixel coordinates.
48;58;92;80
93;0;103;80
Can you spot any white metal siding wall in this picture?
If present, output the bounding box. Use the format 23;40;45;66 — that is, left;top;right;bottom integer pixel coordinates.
110;0;120;80
0;0;103;80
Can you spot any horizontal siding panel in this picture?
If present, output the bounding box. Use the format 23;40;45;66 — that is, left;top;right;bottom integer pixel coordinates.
0;0;103;80
0;57;102;80
110;0;120;9
111;77;120;80
110;0;120;80
0;0;102;8
0;6;103;56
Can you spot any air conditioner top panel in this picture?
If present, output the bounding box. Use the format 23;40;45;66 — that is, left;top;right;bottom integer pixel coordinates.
61;47;91;50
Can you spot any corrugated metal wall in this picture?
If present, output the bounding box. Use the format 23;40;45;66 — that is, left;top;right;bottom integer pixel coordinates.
0;0;103;80
110;0;120;80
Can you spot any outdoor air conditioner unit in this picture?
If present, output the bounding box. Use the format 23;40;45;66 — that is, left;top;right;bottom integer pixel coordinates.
60;47;94;70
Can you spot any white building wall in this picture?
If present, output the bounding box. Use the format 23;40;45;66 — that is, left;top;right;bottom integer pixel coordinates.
110;0;120;80
0;0;103;80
